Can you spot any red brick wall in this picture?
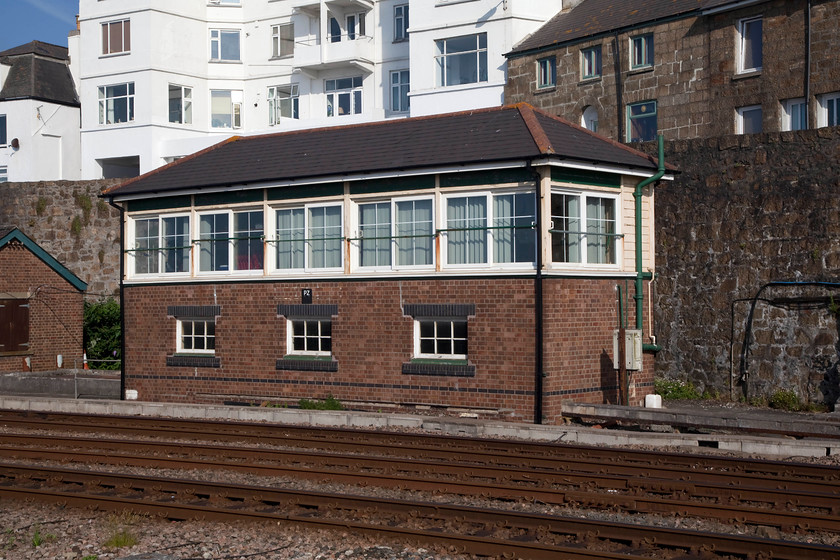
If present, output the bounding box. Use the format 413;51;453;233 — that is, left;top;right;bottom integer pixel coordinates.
0;241;85;372
123;277;655;423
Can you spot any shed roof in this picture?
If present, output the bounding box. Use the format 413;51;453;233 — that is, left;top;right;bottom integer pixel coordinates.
0;228;87;292
508;0;763;56
105;104;668;199
0;41;79;106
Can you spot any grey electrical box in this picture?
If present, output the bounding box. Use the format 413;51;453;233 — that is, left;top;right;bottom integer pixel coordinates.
613;329;643;371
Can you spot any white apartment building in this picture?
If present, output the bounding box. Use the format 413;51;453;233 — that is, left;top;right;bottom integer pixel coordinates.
70;0;564;179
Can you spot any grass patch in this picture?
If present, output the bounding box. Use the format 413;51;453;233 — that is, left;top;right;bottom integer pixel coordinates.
768;389;801;412
654;378;702;400
103;511;142;549
30;526;55;548
298;394;344;410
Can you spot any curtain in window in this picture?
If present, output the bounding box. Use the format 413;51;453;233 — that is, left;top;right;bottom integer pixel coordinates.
359;202;391;267
211;91;232;128
308;206;341;268
199;214;229;271
396;199;432;266
493;193;535;263
276;208;304;269
162;216;189;273
234;211;263;271
551;194;581;263
447;196;486;265
742;19;762;70
586;197;615;264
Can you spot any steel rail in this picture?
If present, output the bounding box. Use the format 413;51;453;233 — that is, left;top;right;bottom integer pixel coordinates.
0;463;835;560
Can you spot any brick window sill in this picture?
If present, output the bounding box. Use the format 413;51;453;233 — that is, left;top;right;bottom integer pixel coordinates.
402;360;475;377
166;355;221;368
276;357;338;372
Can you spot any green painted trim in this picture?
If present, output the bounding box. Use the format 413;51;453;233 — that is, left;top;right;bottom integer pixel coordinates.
0;228;87;291
551;168;622;188
195;190;264;207
268;183;344;201
350;175;436;195
440;168;533;188
126;195;192;212
410;358;468;365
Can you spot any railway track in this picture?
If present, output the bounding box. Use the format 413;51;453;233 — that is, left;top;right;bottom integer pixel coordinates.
0;410;839;558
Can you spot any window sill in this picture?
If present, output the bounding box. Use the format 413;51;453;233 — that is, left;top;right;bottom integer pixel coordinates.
100;52;130;59
579;76;602;85
402;360;475;377
0;351;32;357
167;354;220;368
277;356;338;372
628;65;653;75
733;69;762;80
209;60;243;64
269;55;293;61
534;86;556;94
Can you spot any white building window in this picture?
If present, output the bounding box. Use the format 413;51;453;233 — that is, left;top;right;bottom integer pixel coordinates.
581;46;601;80
288;318;332;356
394;4;409;41
269;85;299;124
444;192;535;266
818;92;840;128
537;57;556;89
274;204;343;271
356;197;434;269
626;100;657;142
550;191;618;266
98;83;134;125
346;13;366;40
210;29;240;61
737;105;762;134
102;19;130;55
132;215;190;275
782;98;807;131
0;167;7;183
390;70;410;112
211;90;242;129
581;106;598;132
168;85;192;124
738;17;762;73
415;319;467;360
630;34;653;69
435;33;487;87
177;318;215;354
326;77;363;117
198;210;263;273
272;23;294;58
0;114;6;146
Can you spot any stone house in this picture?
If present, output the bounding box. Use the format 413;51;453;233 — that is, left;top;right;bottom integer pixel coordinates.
103;104;671;424
0;227;87;373
505;0;840;142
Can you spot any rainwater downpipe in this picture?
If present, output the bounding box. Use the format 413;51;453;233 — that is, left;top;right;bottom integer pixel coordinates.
107;198;126;401
634;135;665;352
529;162;544;425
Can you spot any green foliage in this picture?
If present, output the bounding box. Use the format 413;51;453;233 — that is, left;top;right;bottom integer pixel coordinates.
3;528;15;549
84;298;121;370
82;555;99;560
654;378;702;400
75;192;93;225
103;529;137;549
298;394;344;410
103;511;140;549
768;389;800;411
35;197;48;216
70;216;83;236
31;527;54;548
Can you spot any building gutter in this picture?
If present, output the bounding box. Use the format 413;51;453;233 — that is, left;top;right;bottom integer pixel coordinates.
106;198;126;401
634;135;665;352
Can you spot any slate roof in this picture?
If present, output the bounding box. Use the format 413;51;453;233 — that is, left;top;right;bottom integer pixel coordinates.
509;0;764;56
0;41;79;106
105;104;668;199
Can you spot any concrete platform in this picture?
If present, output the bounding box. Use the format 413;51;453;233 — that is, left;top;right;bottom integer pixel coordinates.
0;396;838;458
0;370;120;400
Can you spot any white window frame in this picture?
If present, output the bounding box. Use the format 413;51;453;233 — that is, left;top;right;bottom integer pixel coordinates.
737;104;762;134
0;166;7;183
346;13;366;40
210;90;242;129
394;4;409;42
390;70;410;113
630;34;653;69
413;318;468;360
271;23;294;58
537;57;556;89
435;33;488;87
549;190;621;268
353;195;435;272
197;209;264;275
129;214;192;278
326;76;363;117
286;318;332;357
818;92;840;128
782;98;807;131
176;318;215;355
210;29;241;62
272;203;344;273
268;85;299;124
626;100;657;142
101;19;130;55
98;82;135;125
581;46;601;80
738;16;762;74
168;84;192;125
442;190;536;270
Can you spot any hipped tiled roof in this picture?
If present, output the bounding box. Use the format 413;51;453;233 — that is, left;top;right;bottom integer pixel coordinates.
106;104;667;198
509;0;762;55
0;41;79;106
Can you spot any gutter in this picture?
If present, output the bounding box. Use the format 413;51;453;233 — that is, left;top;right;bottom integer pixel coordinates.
634;135;665;352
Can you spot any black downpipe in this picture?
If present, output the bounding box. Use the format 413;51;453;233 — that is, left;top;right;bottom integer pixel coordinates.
805;0;812;128
613;31;624;141
107;199;126;401
531;164;544;425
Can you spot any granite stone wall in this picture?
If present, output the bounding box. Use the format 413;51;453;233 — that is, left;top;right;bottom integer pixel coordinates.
0;180;122;298
643;126;840;406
